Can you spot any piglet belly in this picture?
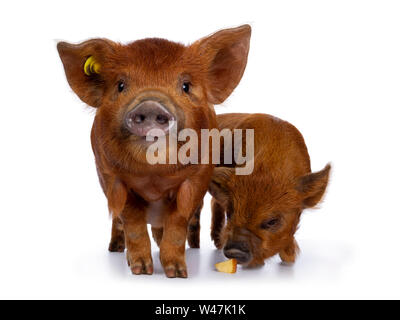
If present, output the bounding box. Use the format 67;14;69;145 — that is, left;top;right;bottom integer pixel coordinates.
146;200;165;228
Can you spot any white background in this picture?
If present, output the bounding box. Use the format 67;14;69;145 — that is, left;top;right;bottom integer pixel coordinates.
0;0;399;299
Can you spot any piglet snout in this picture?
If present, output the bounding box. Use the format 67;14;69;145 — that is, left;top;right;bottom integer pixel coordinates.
223;241;252;264
124;100;175;137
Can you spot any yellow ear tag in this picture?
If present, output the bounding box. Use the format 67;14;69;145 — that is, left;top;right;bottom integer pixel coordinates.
84;56;101;76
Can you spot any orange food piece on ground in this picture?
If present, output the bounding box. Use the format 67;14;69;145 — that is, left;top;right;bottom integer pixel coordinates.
215;259;237;273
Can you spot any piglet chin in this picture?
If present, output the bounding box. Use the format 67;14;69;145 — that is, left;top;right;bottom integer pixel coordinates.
142;128;167;139
243;259;265;269
236;256;253;266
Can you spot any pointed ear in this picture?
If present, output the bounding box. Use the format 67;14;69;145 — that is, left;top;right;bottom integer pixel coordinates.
296;164;331;208
208;167;235;202
195;25;251;104
57;39;114;107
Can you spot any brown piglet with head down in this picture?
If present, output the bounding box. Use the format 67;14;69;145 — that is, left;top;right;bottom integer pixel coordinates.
209;113;331;267
57;26;251;278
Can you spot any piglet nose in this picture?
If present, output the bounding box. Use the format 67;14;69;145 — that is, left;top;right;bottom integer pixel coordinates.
223;241;251;264
124;100;175;137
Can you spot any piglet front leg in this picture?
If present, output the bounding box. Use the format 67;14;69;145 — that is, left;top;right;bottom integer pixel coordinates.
121;201;153;275
160;209;189;278
160;179;208;278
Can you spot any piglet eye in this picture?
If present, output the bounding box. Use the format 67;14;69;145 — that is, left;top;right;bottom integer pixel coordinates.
261;217;280;230
117;81;125;93
182;82;190;93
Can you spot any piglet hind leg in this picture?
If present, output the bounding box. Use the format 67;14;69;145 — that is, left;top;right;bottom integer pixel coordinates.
210;198;225;249
279;238;299;264
108;217;125;252
151;227;163;247
187;200;203;249
121;201;153;275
